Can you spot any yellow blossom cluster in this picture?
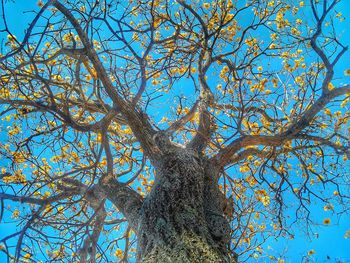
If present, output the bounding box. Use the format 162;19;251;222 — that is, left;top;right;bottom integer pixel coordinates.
344;229;350;239
12;209;20;219
2;171;26;184
115;248;123;258
245;175;258;187
275;11;290;29
62;32;74;42
255;189;270;206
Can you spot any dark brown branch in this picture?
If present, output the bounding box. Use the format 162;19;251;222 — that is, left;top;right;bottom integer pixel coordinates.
52;1;160;158
99;177;143;231
166;100;199;133
0;192;76;206
213;84;350;167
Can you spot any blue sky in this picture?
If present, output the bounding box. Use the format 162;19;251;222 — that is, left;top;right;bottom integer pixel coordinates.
1;1;350;262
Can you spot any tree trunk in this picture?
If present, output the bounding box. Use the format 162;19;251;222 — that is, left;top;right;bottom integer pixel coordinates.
136;146;235;262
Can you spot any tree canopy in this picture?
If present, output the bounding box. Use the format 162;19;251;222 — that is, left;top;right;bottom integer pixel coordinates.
0;0;349;262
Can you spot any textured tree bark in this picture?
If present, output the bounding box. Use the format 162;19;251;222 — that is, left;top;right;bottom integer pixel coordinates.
135;141;235;263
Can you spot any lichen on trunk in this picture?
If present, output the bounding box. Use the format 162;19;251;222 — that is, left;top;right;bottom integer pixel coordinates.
140;231;227;263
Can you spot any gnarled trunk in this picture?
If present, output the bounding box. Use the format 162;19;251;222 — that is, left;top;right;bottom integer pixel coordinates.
136;147;235;262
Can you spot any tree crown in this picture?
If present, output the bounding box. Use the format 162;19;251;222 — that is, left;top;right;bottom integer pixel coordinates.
0;0;349;262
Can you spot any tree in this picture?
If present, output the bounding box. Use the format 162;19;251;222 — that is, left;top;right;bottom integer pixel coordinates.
0;0;349;262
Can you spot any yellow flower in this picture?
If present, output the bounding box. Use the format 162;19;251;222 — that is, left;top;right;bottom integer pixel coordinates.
12;209;20;219
323;218;331;225
57;206;64;214
191;67;197;73
324;108;331;116
335;141;342;147
96;133;103;143
278;165;286;174
222;66;229;73
23;253;31;259
132;32;139;41
114;249;123;258
272;78;278;87
2;175;13;184
344;69;350;76
7;34;16;42
245;38;257;47
62;32;74;42
328;82;335;91
13;151;26;164
71;151;80;163
315;151;323;157
239;164;250;173
295;76;304;85
323;203;334;211
48;120;56;127
299;1;304;7
291;27;300;35
123;127;133;135
270;33;278;40
306;163;315;173
307;249;315;256
100;159;107;166
203;3;210;9
345;229;350;239
261;195;270;206
85;74;92;81
245;175;258;186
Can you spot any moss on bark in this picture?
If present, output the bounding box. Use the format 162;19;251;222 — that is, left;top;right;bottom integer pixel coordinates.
140;231;230;263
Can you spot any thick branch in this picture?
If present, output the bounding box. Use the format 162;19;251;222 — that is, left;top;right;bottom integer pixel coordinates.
213;85;350;167
0;192;75;206
213;135;282;167
166;100;199;133
282;85;350;137
52;1;160;158
99;178;143;231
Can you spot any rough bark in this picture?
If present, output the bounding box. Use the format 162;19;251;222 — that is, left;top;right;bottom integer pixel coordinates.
135;134;235;262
